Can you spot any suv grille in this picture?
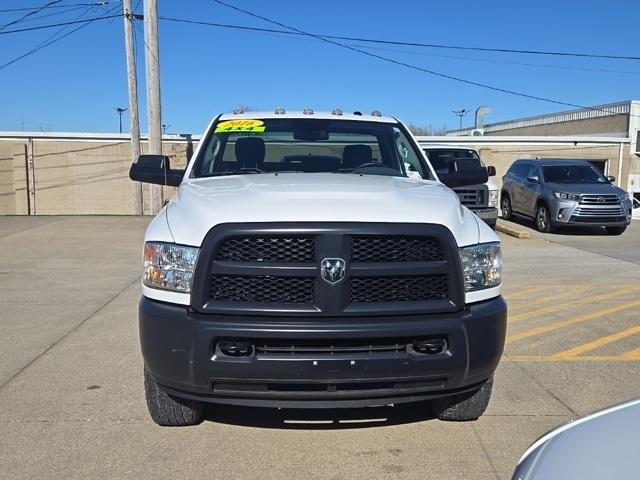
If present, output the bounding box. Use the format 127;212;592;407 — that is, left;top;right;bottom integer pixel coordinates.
196;223;464;316
210;275;314;303
216;236;315;262
351;236;443;262
350;275;448;303
580;194;620;205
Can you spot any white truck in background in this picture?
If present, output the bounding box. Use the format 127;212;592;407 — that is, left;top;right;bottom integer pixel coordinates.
419;144;499;228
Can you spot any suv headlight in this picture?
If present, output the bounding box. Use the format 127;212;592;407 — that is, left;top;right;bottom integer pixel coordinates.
459;242;501;292
620;192;629;201
488;190;499;207
554;191;580;201
143;242;199;293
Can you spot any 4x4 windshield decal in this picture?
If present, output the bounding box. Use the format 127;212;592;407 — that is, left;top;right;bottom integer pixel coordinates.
214;119;266;133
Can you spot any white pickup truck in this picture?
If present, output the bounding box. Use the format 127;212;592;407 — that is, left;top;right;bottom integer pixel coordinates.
130;110;507;426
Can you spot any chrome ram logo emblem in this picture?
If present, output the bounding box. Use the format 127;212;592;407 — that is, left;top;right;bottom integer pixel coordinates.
320;258;346;284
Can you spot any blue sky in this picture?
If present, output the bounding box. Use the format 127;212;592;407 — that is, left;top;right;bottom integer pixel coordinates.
0;0;639;134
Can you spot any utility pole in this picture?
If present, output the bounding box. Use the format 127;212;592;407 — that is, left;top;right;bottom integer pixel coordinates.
144;0;163;214
122;0;143;214
115;107;127;133
452;109;468;130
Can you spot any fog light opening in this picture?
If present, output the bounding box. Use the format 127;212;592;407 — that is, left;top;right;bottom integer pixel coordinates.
412;337;448;355
218;339;253;357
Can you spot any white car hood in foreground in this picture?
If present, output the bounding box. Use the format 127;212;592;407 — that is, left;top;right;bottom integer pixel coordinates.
161;173;486;247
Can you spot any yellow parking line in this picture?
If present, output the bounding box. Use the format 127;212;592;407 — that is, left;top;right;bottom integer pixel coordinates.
508;285;594;311
505;355;640;362
502;285;553;300
509;285;640;323
506;299;640;344
549;325;640;360
620;346;640;360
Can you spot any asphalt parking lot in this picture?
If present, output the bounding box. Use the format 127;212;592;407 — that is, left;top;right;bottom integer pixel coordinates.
1;217;640;480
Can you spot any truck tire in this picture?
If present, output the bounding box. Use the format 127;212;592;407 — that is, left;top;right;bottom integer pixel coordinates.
605;226;626;235
144;367;204;427
500;195;512;221
434;376;493;422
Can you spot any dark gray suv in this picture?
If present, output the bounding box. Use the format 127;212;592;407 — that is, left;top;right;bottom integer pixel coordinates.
501;159;632;235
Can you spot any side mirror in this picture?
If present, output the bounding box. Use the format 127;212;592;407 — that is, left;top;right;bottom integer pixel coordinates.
129;155;184;187
527;175;540;183
607;175;616;183
487;166;497;177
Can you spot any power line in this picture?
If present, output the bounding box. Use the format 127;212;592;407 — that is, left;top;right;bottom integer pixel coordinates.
0;6;121;71
159;15;640;62
0;2;108;13
0;14;122;35
0;0;61;31
2;4;101;28
157;16;640;77
210;0;640;118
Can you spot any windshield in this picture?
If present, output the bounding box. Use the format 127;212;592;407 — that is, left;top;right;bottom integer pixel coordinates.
424;149;485;175
193;118;429;178
542;164;609;184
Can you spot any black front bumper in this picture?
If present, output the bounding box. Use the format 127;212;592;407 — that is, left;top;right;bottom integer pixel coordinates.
140;296;507;408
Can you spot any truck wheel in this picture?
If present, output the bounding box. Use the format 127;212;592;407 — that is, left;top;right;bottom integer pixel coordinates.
500;195;512;221
605;226;626;235
434;376;493;422
535;204;553;233
144;367;204;427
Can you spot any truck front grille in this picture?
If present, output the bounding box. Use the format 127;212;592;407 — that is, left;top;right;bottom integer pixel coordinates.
194;223;464;316
210;275;314;303
350;275;448;303
216;236;315;262
351;236;443;262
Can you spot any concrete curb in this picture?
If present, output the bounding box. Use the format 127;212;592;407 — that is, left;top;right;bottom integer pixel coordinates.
495;220;531;239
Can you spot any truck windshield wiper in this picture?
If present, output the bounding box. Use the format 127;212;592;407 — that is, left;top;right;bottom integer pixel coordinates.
203;168;264;177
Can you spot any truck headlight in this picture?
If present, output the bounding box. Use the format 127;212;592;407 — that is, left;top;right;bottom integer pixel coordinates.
459;242;501;291
143;242;199;293
553;191;580;201
488;190;499;207
620;192;629;201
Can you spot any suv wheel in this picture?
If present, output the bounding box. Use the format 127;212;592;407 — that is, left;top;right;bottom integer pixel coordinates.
500;195;512;220
144;367;204;427
605;226;627;235
535;204;553;233
434;376;493;421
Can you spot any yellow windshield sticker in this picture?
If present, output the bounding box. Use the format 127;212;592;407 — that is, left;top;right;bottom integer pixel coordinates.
214;119;266;133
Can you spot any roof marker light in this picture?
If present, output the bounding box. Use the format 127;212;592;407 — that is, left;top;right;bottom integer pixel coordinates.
353;111;363;116
232;107;244;114
302;108;314;115
331;108;343;116
371;110;382;117
274;107;286;115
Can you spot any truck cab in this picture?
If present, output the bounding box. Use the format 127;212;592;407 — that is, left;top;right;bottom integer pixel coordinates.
420;144;499;228
130;110;507;426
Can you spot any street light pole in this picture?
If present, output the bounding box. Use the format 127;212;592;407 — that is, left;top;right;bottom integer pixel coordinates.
452;109;468;130
116;107;127;133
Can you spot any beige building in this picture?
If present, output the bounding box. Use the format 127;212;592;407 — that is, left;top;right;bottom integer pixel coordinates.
0;132;198;215
441;100;640;196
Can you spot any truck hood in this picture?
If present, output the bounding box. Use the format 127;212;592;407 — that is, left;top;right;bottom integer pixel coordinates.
545;182;625;196
165;173;483;247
